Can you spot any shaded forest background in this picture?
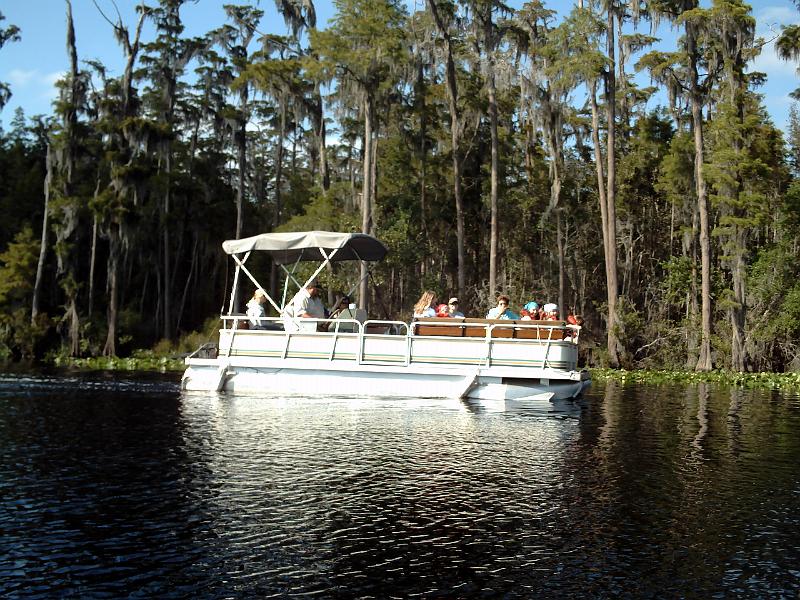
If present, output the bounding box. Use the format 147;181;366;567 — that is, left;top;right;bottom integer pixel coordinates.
2;0;800;371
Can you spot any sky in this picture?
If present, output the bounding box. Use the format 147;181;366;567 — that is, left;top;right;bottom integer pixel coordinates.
0;0;799;132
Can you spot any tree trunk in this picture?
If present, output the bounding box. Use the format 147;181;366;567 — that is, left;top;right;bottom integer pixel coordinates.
359;96;374;310
689;23;713;371
488;57;499;297
542;92;564;319
176;234;198;332
730;230;747;371
236;113;246;239
427;0;465;301
589;81;619;367
88;213;98;315
275;99;286;231
685;204;699;367
417;62;428;241
103;231;120;357
604;8;622;368
163;151;171;339
31;143;52;323
270;97;287;306
557;210;566;320
314;85;329;192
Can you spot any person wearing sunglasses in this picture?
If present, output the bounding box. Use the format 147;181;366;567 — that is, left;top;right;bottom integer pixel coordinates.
447;297;464;318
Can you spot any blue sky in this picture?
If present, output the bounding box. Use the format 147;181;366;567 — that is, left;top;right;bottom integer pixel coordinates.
1;0;798;131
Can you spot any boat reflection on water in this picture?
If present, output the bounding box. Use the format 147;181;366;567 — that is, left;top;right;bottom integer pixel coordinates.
463;395;585;417
182;389;585;418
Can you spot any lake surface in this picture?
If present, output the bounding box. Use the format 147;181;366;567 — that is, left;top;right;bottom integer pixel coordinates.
1;370;799;598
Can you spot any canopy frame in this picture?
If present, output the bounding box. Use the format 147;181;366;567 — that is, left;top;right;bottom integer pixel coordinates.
222;231;387;317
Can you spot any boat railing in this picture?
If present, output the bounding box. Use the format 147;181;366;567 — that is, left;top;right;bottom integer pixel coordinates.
212;315;578;369
219;315;409;335
218;315;579;344
411;318;581;345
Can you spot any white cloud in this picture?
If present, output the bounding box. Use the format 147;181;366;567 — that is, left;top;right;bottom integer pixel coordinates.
38;71;65;102
753;41;798;77
6;69;64;90
7;68;37;87
43;71;65;87
756;5;797;29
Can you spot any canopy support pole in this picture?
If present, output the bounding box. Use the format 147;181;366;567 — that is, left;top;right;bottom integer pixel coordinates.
227;251;250;315
279;247;340;307
230;253;282;315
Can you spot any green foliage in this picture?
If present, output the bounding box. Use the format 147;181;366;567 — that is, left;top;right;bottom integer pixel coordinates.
278;184;358;233
152;316;220;357
51;352;184;372
592;367;800;390
746;244;800;370
782;179;800;234
0;226;38;305
659;256;693;306
0;227;50;360
656;131;695;206
310;0;408;96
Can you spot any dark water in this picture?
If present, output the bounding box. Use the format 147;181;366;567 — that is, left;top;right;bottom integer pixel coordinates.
1;371;800;598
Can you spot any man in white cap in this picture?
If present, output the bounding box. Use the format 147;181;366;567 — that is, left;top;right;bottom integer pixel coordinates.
447;297;464;318
284;280;326;320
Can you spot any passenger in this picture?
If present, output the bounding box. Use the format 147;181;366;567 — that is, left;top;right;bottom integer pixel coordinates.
329;295;352;320
284;280;326;320
436;303;452;317
246;289;268;329
523;301;540;320
519;308;532;321
486;295;519;320
543;303;559;320
447;297;464;318
413;290;438;318
567;308;578;325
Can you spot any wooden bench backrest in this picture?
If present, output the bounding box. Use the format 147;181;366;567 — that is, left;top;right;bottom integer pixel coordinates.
514;321;566;340
414;317;465;337
412;317;566;339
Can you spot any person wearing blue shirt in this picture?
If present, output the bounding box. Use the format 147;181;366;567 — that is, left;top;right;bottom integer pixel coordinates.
447;297;464;318
486;295;519;320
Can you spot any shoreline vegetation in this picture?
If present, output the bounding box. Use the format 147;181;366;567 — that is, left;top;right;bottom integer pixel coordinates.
49;351;186;373
591;368;800;390
20;354;800;391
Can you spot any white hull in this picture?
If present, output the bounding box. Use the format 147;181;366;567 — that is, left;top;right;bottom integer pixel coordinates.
182;361;589;401
182;319;590;403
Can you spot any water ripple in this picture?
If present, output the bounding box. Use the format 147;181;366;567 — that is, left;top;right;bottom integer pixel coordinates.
1;375;799;597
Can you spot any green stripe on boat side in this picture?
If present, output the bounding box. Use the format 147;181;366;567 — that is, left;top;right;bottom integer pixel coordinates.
230;350;358;360
228;350;569;369
229;350;284;357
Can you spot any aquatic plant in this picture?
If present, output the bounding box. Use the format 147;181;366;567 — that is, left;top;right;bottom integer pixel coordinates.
50;350;184;372
592;368;800;390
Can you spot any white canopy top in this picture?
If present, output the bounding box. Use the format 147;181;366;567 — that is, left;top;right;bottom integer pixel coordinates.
222;231;388;264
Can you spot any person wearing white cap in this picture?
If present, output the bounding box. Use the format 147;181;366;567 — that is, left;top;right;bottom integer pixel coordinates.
447;297;464;318
284;280;326;319
543;303;558;320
